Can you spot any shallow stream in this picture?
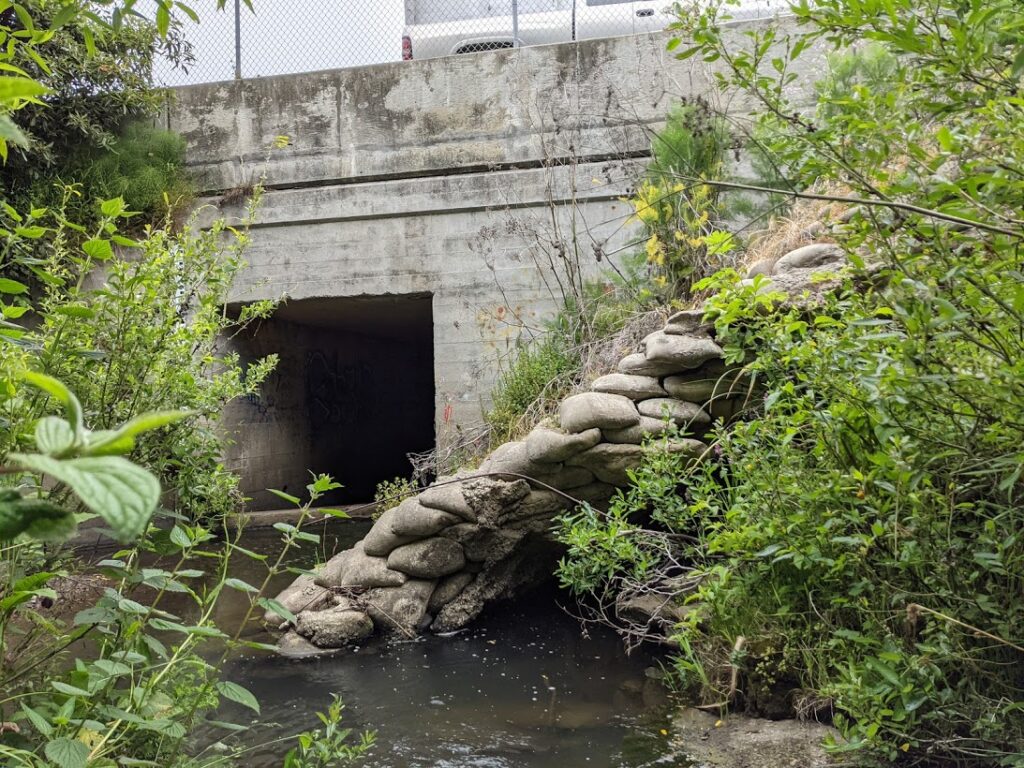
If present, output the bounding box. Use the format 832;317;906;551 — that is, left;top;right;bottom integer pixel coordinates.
154;521;681;767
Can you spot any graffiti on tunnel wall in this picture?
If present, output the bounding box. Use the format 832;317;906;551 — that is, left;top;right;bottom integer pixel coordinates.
306;349;377;433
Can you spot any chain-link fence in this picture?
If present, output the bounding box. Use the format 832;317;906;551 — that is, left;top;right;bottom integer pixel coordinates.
155;0;784;86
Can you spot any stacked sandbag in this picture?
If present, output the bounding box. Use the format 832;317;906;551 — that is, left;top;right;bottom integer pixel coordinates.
272;243;846;655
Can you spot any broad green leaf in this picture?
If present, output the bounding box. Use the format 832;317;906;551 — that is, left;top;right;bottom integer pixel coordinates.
0;277;28;293
148;618;226;638
155;3;170;36
53;304;94;319
229;543;267;561
267;488;301;505
92;659;132;678
236;639;279;652
13;225;45;239
0;494;75;541
140;718;186;738
74;606;117;625
308;474;342;494
44;737;88;768
10;571;58;593
175;2;200;23
51;681;91;697
82;26;96;56
12;5;34;32
319;508;350;519
35;416;75;455
142;634;168;660
216;680;261;714
0;76;47;101
203;718;250;732
83;409;194;455
99;197;126;217
82;238;113;261
19;372;84;438
224;577;258;593
20;704;52;737
257;597;296;625
79;430;134;457
0;586;57;613
2;304;29;318
10;453;159;540
169;525;191;549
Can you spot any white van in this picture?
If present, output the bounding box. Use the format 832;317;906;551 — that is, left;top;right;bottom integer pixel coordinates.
401;0;678;60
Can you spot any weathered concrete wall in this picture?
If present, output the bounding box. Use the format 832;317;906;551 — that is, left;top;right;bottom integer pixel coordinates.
168;22;824;483
170;31;689;190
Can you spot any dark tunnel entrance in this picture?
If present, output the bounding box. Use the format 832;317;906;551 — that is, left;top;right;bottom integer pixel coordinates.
224;294;435;509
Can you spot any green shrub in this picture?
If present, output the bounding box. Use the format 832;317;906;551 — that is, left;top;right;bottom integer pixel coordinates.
19;122;193;231
487;334;576;443
558;427;696;596
647;103;730;187
0;194;277;523
373;476;417;518
2;0;190;216
0;4;372;764
559;0;1024;761
486;268;657;444
63;123;193;224
683;265;1024;764
628;103;736;300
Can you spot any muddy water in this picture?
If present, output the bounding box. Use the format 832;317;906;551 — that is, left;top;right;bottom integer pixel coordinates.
181;522;681;767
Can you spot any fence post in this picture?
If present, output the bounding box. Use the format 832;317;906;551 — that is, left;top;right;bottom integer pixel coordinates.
233;0;241;79
512;0;519;47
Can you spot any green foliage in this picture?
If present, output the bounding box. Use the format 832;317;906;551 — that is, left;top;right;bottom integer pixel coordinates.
283;695;375;768
487;334;576;443
0;1;192;218
486;277;644;443
0;193;277;523
679;261;1024;763
0;375;249;767
815;42;899;120
647;104;730;187
3;371;190;541
558;427;698;595
0;4;369;767
32;122;193;227
563;0;1024;762
628;103;735;300
372;476;416;519
0;419;363;766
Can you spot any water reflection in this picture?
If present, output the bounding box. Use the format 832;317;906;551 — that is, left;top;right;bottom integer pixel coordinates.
216;585;675;767
162;521;677;767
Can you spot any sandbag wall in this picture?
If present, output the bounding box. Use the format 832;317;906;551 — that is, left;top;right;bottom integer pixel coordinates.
270;243;847;656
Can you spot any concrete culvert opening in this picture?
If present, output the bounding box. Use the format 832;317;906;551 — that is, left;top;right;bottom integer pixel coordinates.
224;294;435;509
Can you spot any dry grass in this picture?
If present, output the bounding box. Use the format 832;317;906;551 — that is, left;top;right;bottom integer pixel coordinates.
577;308;668;389
739;186;853;273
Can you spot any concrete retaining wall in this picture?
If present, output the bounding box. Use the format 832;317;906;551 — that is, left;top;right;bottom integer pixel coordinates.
167;21;825;485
